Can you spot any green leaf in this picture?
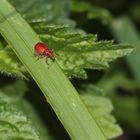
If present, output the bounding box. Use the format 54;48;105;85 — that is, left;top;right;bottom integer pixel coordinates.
98;71;140;131
98;70;139;94
1;22;133;79
10;0;73;25
113;96;140;131
81;85;123;139
0;92;40;140
40;24;133;78
0;1;133;79
1;81;53;140
1;80;27;99
71;0;112;25
0;43;27;79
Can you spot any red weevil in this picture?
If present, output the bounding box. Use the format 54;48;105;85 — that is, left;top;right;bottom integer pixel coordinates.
34;42;55;64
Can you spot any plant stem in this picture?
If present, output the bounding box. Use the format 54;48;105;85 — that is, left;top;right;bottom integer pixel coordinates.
0;0;106;140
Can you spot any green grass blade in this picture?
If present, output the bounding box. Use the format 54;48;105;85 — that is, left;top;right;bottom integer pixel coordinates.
0;0;106;140
111;16;140;83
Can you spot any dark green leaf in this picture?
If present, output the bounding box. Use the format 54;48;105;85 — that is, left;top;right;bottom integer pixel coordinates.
0;92;40;140
0;43;27;79
10;0;72;25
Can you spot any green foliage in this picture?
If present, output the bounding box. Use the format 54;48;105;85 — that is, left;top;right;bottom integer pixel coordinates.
0;81;52;140
71;0;112;25
0;1;107;139
10;0;72;25
1;80;27;98
98;70;140;131
39;24;133;78
81;85;123;139
0;92;40;140
111;17;140;83
129;3;140;21
0;0;132;79
0;0;137;140
0;43;27;79
1;81;123;140
0;25;133;79
110;17;140;131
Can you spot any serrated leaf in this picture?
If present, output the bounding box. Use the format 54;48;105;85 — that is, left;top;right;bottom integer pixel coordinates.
0;43;27;79
81;85;123;139
0;0;73;79
0;92;40;140
1;24;133;79
40;25;133;79
0;1;133;79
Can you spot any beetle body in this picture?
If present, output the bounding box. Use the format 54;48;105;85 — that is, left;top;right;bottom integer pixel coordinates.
34;42;55;63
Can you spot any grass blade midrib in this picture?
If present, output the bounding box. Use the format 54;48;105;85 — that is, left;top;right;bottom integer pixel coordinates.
0;0;106;140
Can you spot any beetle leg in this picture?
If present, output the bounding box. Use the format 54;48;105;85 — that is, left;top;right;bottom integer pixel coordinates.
33;53;37;58
50;49;59;58
54;51;59;57
46;56;50;66
34;54;44;61
51;49;54;52
34;53;39;61
36;55;42;61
